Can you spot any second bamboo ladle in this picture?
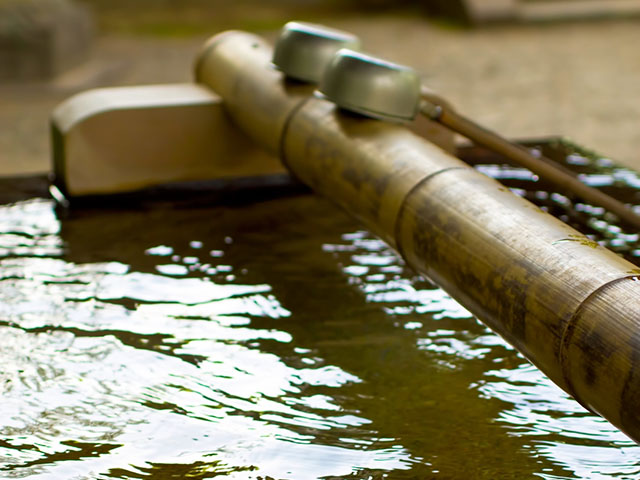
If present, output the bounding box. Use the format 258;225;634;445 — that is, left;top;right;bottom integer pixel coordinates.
317;48;640;231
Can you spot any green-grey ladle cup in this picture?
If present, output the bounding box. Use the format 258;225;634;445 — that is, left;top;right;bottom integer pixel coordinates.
316;48;640;229
317;48;422;122
272;22;361;83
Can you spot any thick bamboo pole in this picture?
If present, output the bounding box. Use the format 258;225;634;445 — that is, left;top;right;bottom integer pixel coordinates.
195;31;640;444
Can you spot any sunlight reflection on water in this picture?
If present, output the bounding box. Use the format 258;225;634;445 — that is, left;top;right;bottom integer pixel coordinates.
329;221;640;479
1;169;640;479
0;199;415;479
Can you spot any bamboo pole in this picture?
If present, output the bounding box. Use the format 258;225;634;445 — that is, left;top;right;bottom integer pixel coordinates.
195;31;640;444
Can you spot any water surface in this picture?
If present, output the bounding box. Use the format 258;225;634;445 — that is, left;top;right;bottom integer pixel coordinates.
1;140;640;479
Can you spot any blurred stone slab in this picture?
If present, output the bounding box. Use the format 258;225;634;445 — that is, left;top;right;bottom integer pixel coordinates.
424;0;640;25
0;0;93;82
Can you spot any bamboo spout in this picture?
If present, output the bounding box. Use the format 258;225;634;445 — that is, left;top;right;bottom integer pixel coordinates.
195;30;640;444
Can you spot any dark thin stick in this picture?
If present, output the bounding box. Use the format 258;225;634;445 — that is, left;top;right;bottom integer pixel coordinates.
420;98;640;230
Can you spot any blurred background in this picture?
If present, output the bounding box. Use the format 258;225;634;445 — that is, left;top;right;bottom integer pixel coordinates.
2;0;640;175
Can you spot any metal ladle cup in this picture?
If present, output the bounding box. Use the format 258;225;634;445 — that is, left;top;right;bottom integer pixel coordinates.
317;48;640;229
317;48;421;122
272;22;361;83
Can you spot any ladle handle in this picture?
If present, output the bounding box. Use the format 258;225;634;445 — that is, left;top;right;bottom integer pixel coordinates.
420;100;640;230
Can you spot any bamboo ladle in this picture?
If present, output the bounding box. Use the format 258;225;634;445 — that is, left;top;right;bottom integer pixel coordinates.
272;21;360;83
317;48;640;231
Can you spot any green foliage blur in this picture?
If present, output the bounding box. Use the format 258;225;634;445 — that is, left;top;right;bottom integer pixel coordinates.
74;0;422;36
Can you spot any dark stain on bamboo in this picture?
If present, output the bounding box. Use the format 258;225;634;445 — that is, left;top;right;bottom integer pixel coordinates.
621;327;640;435
559;276;638;400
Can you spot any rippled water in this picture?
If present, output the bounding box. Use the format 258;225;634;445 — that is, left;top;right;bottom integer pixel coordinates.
2;141;640;479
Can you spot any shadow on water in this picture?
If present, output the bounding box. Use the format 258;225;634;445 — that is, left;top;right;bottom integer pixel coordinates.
1;139;640;479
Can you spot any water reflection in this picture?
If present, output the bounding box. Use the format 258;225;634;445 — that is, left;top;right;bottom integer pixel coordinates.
323;189;640;476
1;140;640;478
0;199;414;479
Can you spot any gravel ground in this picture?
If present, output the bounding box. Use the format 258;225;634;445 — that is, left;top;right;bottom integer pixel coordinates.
2;16;640;176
